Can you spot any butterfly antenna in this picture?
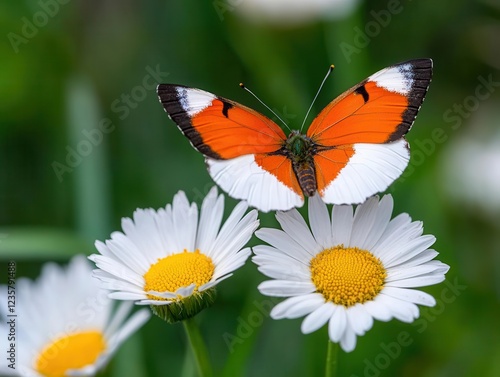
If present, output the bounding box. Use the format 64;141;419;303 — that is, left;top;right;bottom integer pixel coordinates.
239;83;291;132
300;64;335;132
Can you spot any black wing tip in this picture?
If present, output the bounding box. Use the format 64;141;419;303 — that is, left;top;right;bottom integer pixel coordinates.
393;58;433;81
156;83;189;95
396;58;433;68
387;59;433;142
411;59;433;78
156;84;222;160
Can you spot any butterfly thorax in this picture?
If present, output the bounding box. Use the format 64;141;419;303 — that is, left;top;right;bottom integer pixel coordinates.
281;131;317;197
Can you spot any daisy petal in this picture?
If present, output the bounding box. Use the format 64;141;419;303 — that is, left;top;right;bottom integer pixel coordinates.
257;265;310;281
258;280;316;297
386;274;447;288
172;191;198;252
252;245;307;272
212;210;258;264
340;325;357;353
396;249;439;268
271;294;325;319
362;195;394;250
197;187;224;253
382;287;436;307
378;294;420;322
301;302;335;334
331;204;353;246
350;196;380;248
386;264;447;282
363;299;393;322
276;209;320;253
309;194;332;247
107;307;151;348
256;229;311;261
328;306;347;342
109;292;148;301
346;304;374;336
384;235;436;267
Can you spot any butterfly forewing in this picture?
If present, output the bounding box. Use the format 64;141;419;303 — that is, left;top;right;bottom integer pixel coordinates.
157;84;287;158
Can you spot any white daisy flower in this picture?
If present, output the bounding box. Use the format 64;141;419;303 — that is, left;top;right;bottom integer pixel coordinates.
89;187;259;322
252;194;449;352
0;255;150;377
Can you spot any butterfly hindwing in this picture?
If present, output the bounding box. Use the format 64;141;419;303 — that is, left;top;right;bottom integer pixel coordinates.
315;140;410;204
207;154;304;212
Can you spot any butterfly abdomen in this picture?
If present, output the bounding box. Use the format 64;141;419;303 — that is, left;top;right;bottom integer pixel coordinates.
282;132;318;197
294;161;317;197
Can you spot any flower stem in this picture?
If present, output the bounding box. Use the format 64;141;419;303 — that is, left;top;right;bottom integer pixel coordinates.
182;317;213;377
325;340;339;377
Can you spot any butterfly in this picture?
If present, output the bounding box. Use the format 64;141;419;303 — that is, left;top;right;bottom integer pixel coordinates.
157;59;433;212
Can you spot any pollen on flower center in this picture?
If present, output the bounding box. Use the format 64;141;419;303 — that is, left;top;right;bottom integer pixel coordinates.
310;245;386;307
144;249;214;300
35;331;106;377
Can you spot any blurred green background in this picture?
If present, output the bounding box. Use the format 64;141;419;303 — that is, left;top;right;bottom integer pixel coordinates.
1;0;499;376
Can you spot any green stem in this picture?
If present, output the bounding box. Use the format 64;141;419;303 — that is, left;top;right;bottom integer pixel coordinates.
182;317;213;377
325;340;339;377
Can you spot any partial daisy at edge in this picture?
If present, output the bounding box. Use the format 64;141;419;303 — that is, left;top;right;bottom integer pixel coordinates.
252;194;450;352
89;187;259;321
0;255;150;377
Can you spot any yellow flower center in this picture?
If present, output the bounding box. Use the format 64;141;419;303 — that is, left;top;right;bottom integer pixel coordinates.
35;331;106;377
310;245;386;307
143;249;215;301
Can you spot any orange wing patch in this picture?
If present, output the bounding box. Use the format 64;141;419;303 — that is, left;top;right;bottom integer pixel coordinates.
314;147;355;193
192;99;286;159
157;85;287;160
254;154;303;197
307;81;409;146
